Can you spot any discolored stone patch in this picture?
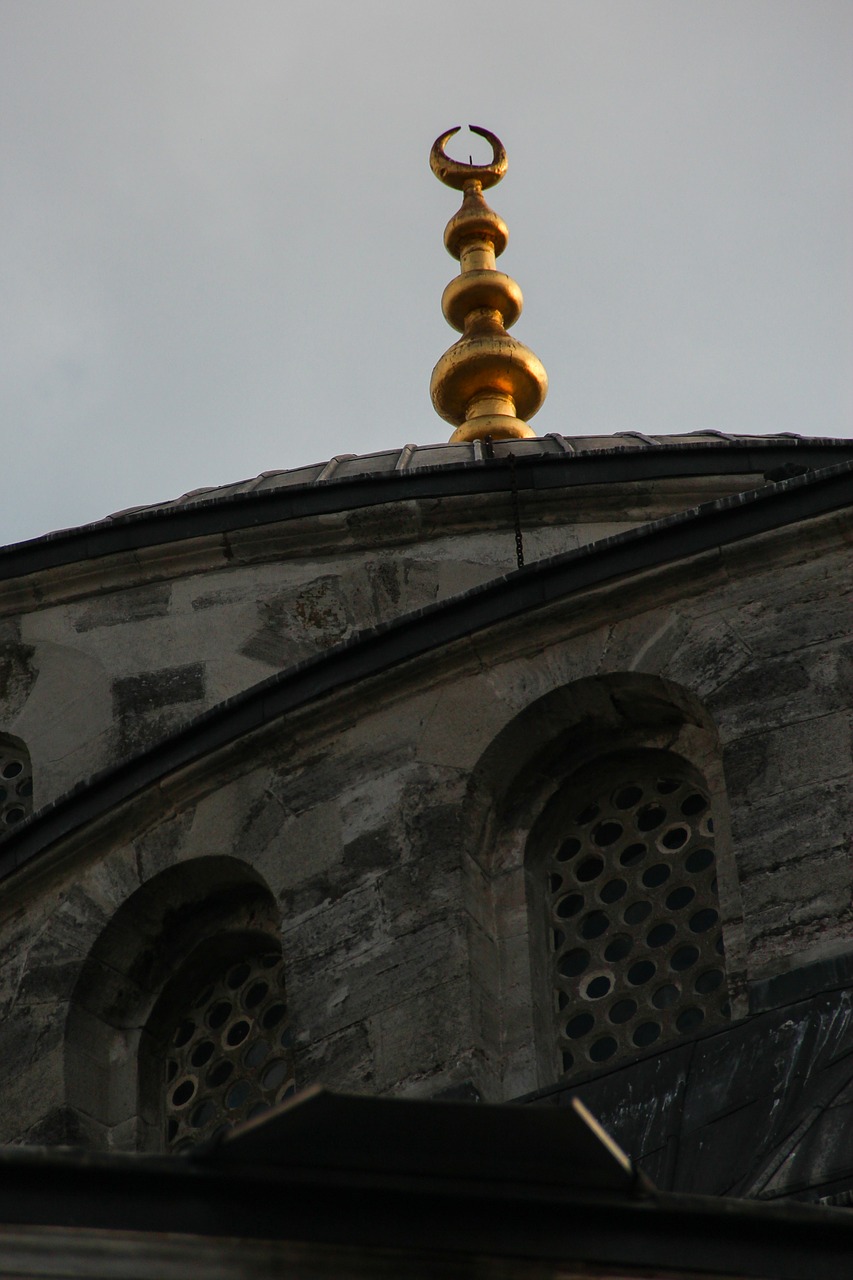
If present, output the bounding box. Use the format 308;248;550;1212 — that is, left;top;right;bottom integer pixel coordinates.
73;584;171;633
113;663;206;756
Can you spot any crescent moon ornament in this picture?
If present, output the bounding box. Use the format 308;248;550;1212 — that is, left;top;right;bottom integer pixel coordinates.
429;125;508;191
429;123;546;443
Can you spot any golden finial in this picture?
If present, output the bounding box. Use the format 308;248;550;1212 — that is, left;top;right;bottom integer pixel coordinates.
429;126;548;443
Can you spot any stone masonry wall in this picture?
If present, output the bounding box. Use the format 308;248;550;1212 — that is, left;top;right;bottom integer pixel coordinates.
0;468;751;815
0;506;850;1145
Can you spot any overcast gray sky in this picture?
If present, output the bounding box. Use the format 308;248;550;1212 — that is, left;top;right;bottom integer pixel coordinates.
2;0;851;546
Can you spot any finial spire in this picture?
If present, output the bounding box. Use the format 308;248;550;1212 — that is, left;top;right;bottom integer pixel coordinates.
429;126;548;443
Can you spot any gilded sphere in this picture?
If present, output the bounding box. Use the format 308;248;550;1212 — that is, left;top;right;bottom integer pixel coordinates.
443;198;509;260
430;332;548;426
441;271;523;333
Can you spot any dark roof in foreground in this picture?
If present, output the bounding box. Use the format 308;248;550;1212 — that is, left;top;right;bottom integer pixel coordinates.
2;1088;852;1279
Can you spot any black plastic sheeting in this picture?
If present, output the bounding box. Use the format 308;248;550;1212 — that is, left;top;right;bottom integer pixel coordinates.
192;1086;638;1191
526;953;853;1204
3;1086;853;1278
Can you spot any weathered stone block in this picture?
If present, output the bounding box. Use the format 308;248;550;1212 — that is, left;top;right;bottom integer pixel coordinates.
379;848;462;940
0;625;36;720
72;583;171;633
131;810;195;883
288;918;465;1042
375;977;470;1095
663;615;754;701
0;1042;64;1144
282;878;385;964
722;735;772;798
293;1017;375;1093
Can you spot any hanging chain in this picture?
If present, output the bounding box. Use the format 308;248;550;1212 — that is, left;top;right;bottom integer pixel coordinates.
507;451;525;570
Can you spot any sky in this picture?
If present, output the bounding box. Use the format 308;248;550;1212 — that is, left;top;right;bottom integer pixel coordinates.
1;0;851;546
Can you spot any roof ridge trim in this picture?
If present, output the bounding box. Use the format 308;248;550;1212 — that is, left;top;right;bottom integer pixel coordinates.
2;440;853;581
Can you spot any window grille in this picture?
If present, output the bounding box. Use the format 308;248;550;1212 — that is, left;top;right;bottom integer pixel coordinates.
543;763;729;1079
0;736;32;831
163;951;295;1152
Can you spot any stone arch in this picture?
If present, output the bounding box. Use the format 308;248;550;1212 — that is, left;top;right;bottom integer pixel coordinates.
461;672;745;1099
0;730;33;831
65;856;282;1152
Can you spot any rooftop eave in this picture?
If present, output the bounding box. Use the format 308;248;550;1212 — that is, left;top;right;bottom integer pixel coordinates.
2;435;852;590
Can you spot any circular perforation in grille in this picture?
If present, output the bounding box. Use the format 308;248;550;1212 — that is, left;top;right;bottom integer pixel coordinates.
164;952;295;1153
0;743;32;831
548;772;729;1079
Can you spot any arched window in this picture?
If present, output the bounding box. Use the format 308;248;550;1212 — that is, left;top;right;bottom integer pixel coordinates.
528;750;730;1082
157;948;295;1153
0;733;32;831
66;857;290;1153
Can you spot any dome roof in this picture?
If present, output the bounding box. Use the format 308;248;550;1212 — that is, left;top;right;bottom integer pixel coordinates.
107;430;843;521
